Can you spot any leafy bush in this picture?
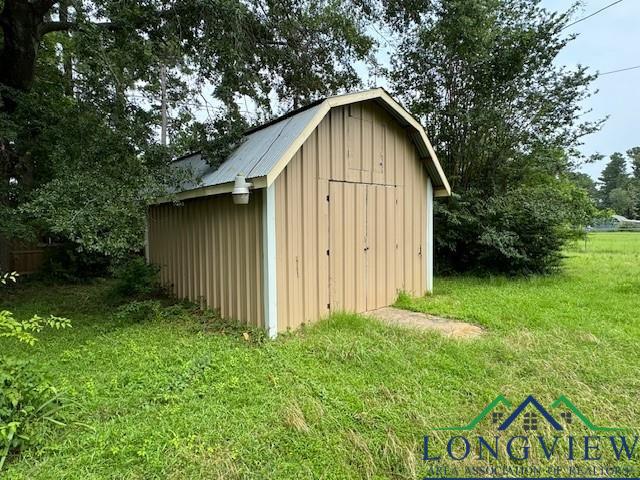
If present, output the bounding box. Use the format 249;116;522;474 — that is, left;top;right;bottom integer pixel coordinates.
0;272;71;470
39;242;110;282
435;181;597;275
0;357;66;470
109;257;162;300
114;300;162;323
1;310;71;346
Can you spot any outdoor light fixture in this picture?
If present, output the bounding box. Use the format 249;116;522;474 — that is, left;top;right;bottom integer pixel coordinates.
232;174;253;205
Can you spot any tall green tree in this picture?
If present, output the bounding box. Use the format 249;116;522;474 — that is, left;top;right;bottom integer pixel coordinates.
629;147;640;180
598;152;629;207
607;187;635;219
568;171;598;203
629;147;640;218
388;0;600;274
0;0;376;263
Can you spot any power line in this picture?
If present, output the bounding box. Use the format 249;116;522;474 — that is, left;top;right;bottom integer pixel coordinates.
561;0;625;30
598;64;640;76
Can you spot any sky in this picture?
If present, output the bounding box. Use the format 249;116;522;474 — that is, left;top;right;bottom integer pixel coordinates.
541;0;640;180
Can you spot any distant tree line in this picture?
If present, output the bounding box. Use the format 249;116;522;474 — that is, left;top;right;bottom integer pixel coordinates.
591;149;640;219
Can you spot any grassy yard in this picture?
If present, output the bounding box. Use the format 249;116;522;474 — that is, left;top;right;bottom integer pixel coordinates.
1;232;639;479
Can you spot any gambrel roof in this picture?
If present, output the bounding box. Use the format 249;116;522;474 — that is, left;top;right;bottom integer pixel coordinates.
164;88;451;202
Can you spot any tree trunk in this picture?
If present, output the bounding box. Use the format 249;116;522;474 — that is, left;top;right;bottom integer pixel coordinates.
0;0;46;94
0;1;51;263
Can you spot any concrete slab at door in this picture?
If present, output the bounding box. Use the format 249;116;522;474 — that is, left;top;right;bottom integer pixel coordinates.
329;181;367;312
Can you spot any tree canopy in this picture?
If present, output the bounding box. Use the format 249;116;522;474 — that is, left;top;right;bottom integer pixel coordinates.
388;0;600;273
0;0;376;262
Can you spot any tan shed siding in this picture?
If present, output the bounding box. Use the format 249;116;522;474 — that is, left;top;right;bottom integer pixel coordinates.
275;100;429;329
148;194;264;327
275;143;331;331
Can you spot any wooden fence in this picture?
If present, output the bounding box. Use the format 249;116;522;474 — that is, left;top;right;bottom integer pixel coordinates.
10;247;46;274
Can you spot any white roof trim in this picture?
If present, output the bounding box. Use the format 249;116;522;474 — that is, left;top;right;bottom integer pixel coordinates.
154;176;268;204
265;88;450;196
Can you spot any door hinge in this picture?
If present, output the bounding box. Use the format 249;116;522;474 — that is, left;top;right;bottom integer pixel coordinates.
326;194;330;202
326;249;330;256
327;303;331;310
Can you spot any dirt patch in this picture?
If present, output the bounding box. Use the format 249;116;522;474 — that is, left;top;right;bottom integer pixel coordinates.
364;307;483;339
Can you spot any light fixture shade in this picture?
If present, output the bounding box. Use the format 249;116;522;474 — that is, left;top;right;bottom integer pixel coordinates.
233;193;250;204
232;174;253;204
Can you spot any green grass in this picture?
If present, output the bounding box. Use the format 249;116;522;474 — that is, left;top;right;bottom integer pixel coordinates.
1;232;640;479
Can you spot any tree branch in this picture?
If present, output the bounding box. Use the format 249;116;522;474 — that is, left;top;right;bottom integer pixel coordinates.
38;21;117;36
39;21;75;35
34;0;59;17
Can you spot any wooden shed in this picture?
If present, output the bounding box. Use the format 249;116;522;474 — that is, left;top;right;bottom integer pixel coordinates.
147;88;451;337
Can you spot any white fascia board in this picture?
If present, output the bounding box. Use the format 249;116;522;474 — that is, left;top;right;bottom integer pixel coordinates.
150;176;268;204
267;88;452;196
375;90;451;197
434;187;450;198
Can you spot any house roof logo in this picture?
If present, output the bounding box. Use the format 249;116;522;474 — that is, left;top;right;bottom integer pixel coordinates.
436;394;625;432
497;395;562;430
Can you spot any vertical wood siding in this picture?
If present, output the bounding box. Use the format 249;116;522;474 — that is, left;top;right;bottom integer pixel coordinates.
148;194;264;327
275;100;429;331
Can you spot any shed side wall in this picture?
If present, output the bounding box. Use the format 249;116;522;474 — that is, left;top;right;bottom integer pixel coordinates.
275;101;428;331
148;194;264;327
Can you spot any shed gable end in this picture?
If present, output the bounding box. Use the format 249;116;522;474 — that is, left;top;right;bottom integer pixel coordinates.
315;101;425;187
274;99;429;331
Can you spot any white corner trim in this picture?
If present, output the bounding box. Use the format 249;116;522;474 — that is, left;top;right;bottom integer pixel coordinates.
262;183;278;338
426;177;434;294
144;208;150;263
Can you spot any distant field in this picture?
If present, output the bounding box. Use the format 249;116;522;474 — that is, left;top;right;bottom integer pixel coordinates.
2;232;639;479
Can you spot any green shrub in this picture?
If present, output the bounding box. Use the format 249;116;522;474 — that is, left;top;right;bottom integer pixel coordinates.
157;304;197;322
435;181;596;275
1;310;71;346
109;257;162;300
0;273;71;470
39;242;110;282
0;357;67;470
114;300;162;323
